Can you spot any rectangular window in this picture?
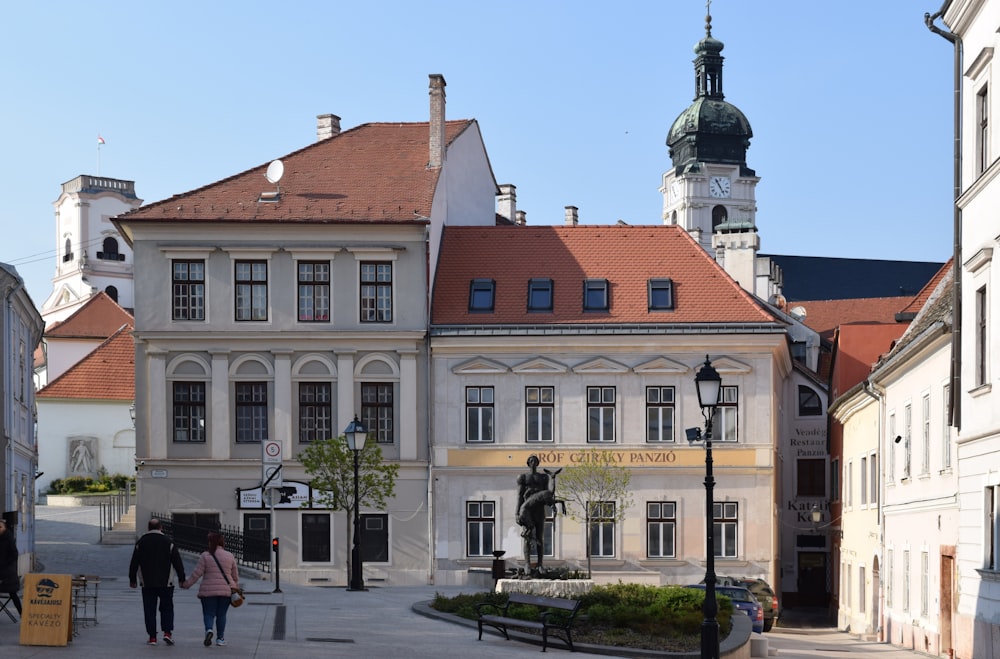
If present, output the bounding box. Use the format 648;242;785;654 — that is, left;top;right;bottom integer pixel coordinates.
297;261;331;322
942;384;952;470
978;286;988;386
717;386;739;442
587;386;616;442
904;404;912;478
859;565;866;613
870;453;878;505
468;279;495;312
888;413;896;481
527;278;553;312
235;382;268;443
861;456;868;505
360;262;393;323
645;386;675;442
922;393;931;475
831;458;840;503
647;278;674;311
797;458;825;497
979;85;989;175
714;502;738;558
588;501;616;557
298;383;332;443
583;279;609;311
887;549;894;607
235;260;268;321
526;386;554;442
543;507;555;557
172;260;206;321
173;382;206;442
921;551;929;616
466;386;494;443
647;501;676;558
988;486;998;570
466;501;495;557
903;550;911;611
301;513;331;562
847;460;853;507
361;383;393;444
360;514;388;563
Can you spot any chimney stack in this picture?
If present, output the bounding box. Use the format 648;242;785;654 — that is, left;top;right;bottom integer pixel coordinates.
317;114;341;141
428;74;447;168
564;206;579;227
497;184;517;223
515;211;527;226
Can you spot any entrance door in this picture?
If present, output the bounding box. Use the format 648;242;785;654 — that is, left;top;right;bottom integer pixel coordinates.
243;513;270;563
797;551;829;606
360;514;388;562
871;555;880;635
941;553;954;655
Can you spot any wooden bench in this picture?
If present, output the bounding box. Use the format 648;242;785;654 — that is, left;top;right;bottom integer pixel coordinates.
476;592;581;652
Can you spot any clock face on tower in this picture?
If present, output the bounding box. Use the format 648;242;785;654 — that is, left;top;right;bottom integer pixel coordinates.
709;176;731;198
670;180;681;201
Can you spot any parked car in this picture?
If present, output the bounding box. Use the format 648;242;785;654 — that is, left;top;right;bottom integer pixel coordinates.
735;578;779;632
686;584;765;634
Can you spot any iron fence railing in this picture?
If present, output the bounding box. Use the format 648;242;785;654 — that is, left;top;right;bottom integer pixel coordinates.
98;488;133;543
150;511;272;574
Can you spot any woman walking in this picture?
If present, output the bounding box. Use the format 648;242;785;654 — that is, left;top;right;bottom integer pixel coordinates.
181;531;239;646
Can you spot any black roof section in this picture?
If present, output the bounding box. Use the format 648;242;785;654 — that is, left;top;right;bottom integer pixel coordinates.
762;254;945;302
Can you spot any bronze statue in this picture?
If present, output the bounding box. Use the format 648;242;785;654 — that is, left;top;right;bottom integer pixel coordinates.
516;455;565;573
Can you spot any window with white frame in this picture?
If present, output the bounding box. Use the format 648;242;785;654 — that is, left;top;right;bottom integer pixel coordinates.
922;393;931;475
977;285;988;386
942;384;952;470
714;502;738;558
886;549;894;607
860;456;868;505
859;565;866;613
361;382;394;444
235;260;268;321
888;413;896;481
526;386;554;442
172;260;205;321
466;386;494;443
297;261;331;322
646;386;675;442
543;506;555;557
903;550;911;611
717;386;738;441
588;501;616;557
587;387;616;442
869;452;878;505
235;382;268;442
921;551;929;616
298;382;332;443
360;261;393;323
847;460;853;507
173;382;206;442
647;501;676;558
466;501;495;557
987;486;999;570
903;404;912;478
978;84;990;175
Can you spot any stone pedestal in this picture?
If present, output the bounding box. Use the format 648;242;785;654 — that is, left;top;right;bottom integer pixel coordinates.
495;578;594;597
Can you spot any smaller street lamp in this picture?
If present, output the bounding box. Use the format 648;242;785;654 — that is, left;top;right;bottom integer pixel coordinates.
344;415;369;592
692;355;722;659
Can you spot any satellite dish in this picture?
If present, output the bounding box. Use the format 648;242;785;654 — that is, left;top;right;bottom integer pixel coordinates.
265;159;284;184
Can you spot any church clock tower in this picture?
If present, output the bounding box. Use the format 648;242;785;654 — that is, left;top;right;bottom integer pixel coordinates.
660;8;761;291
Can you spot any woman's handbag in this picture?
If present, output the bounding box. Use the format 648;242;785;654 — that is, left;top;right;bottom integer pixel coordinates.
210;552;244;608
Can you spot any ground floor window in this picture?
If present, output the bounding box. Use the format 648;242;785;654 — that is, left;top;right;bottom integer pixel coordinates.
588;501;616;557
302;513;331;563
466;501;495;557
647;501;676;558
713;502;738;558
360;513;388;563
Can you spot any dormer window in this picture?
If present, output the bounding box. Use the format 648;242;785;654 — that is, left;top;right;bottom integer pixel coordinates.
583;279;609;311
527;278;553;312
469;279;495;312
648;278;674;311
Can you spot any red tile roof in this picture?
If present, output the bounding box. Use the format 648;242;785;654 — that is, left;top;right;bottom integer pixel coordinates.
44;291;134;338
791;297;911;342
37;324;135;400
432;225;781;325
896;257;954;318
829;323;907;400
118;121;476;226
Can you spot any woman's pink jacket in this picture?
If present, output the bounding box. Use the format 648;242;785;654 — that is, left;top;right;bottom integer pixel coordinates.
182;548;239;598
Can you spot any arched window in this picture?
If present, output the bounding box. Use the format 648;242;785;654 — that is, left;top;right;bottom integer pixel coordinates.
798;385;822;416
99;237;123;261
63;238;73;263
105;286;118;303
712;205;728;231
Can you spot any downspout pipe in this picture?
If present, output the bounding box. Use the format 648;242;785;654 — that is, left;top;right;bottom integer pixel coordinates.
925;3;962;430
861;378;886;640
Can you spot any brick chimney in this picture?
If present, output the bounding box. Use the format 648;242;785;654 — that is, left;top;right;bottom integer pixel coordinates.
316;114;341;141
564;206;579;227
497;184;517;223
428;74;446;168
515;211;527;226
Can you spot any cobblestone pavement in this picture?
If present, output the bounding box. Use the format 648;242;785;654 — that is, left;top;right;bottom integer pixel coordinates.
0;506;936;658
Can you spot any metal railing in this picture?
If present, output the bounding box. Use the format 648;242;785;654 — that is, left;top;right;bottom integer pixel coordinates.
98;488;133;542
150;512;272;574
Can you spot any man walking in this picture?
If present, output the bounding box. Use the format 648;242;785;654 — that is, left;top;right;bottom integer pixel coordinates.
129;518;186;646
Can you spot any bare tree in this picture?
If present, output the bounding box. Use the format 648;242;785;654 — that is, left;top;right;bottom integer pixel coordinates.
558;450;633;578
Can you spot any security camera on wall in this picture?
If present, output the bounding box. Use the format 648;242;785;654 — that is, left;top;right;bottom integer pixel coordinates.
894;435;902;444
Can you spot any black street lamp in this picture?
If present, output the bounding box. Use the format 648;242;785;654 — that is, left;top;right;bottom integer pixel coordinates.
692;356;723;659
344;415;369;592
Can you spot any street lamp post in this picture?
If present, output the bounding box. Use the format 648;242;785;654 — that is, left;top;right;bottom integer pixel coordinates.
344;415;369;592
693;356;723;659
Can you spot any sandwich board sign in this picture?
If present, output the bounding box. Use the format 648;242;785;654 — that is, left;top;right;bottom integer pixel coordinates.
20;573;73;646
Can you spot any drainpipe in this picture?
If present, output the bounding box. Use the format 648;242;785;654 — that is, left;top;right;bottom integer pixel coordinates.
925;3;963;431
862;378;885;641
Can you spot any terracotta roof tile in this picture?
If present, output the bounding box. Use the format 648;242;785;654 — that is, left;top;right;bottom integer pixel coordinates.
791;297;911;342
897;257;954;317
119;121;475;225
829;323;907;400
37;324;134;400
432;225;780;325
45;292;134;338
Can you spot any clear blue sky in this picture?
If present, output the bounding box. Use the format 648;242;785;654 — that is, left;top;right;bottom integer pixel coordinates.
2;1;954;307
